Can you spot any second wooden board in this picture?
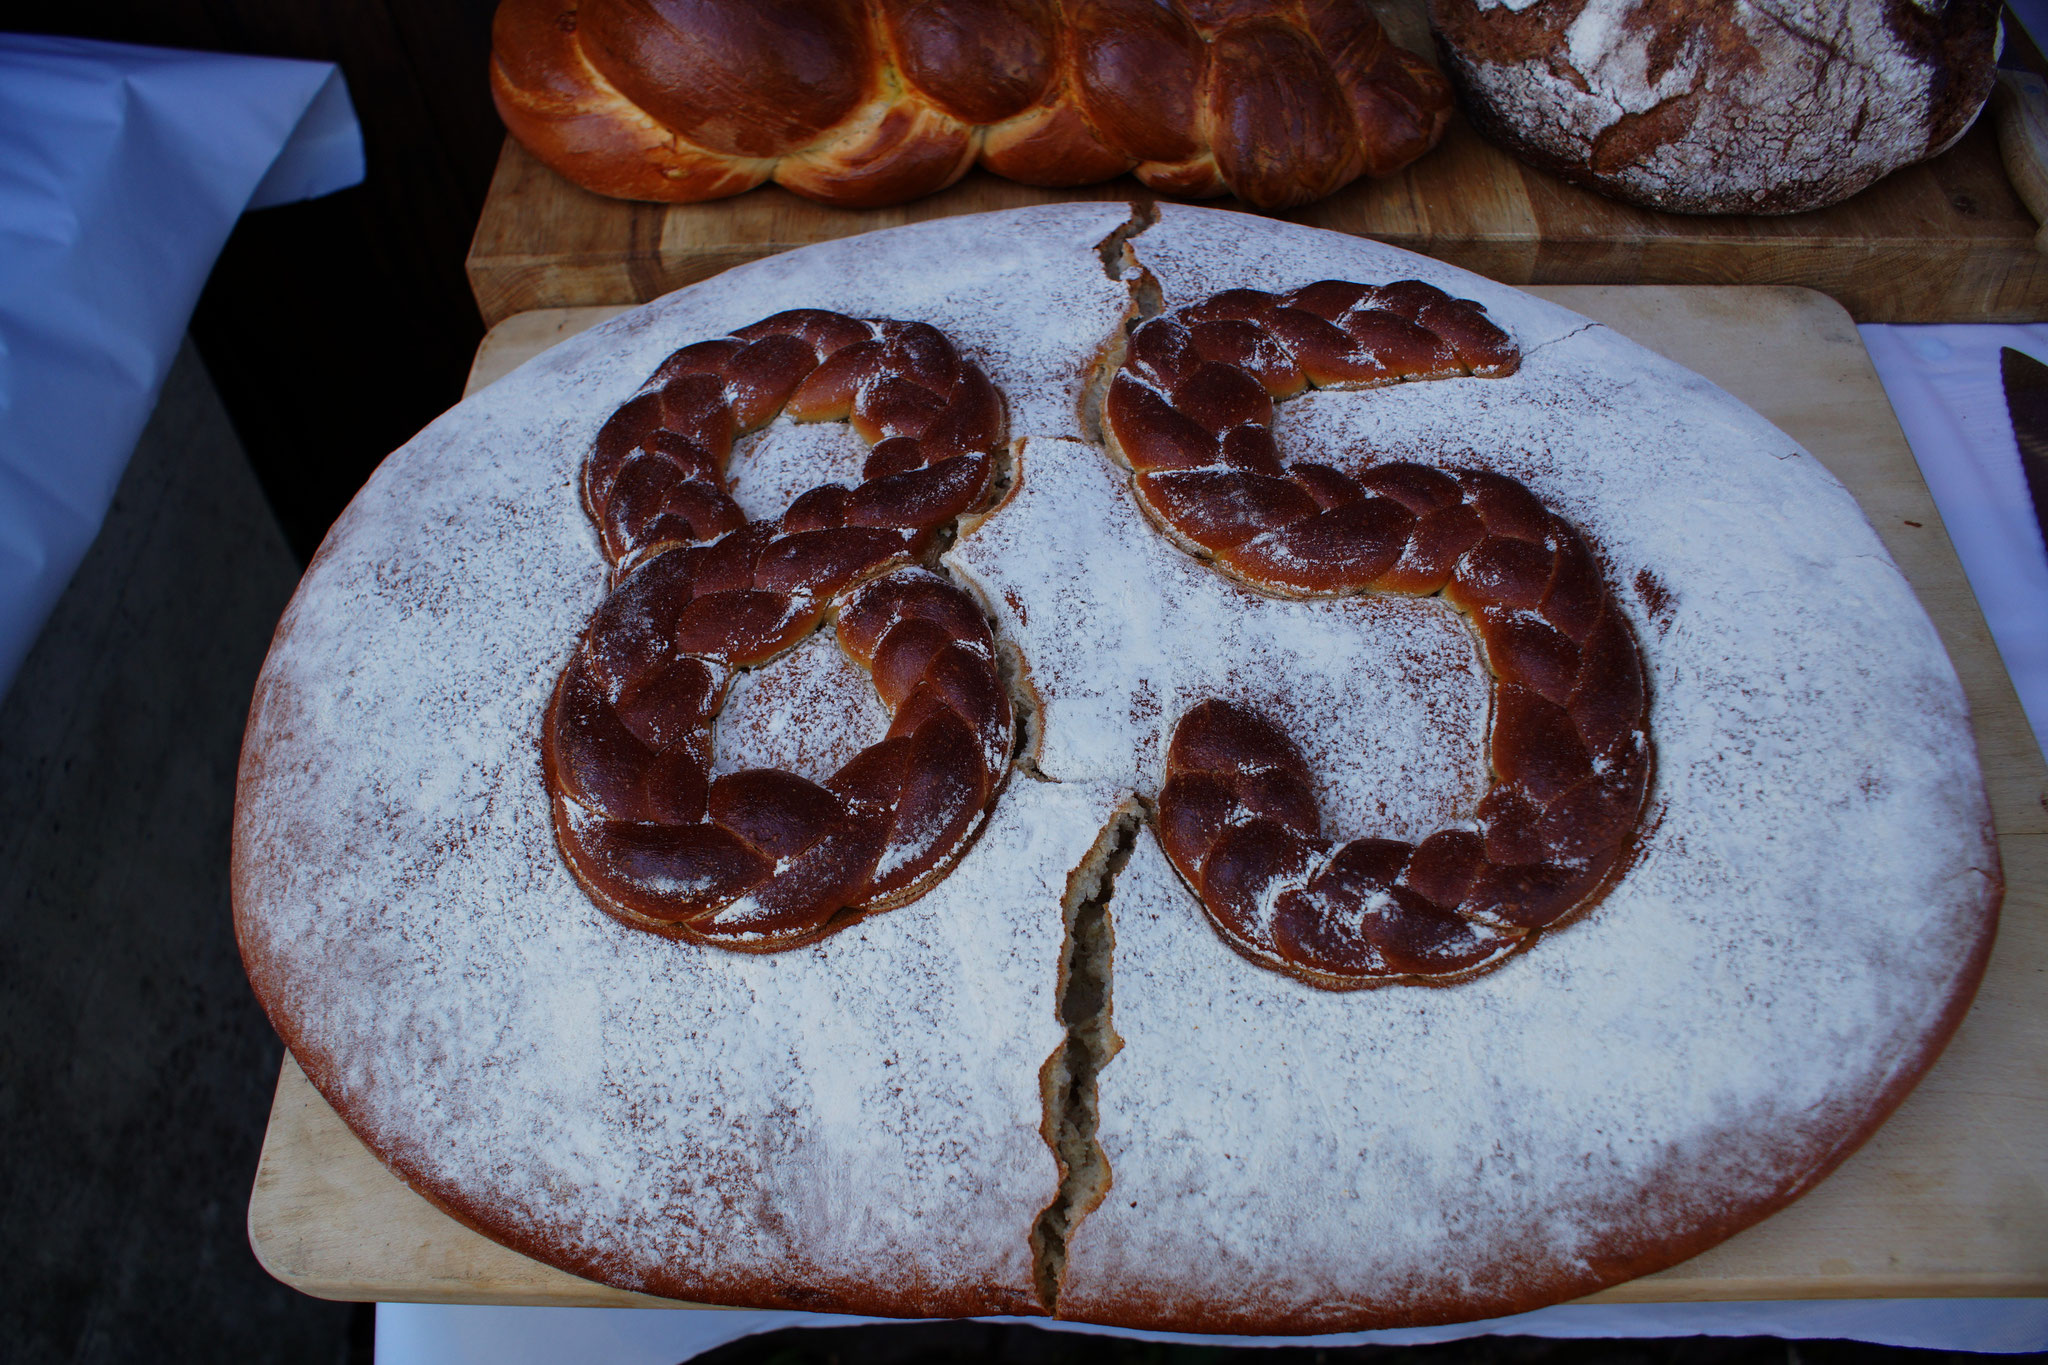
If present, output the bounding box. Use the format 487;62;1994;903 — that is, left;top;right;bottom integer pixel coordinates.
463;2;2048;327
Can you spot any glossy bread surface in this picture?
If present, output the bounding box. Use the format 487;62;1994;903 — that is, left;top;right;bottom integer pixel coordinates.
546;309;1012;949
490;0;1452;209
1109;281;1650;985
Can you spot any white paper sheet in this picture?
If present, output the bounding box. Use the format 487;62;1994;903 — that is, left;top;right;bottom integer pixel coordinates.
376;1296;2048;1361
0;33;363;698
1862;324;2048;761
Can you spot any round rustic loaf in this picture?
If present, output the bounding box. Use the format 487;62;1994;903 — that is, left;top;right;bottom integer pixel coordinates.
490;0;1452;210
1431;0;2001;214
233;204;1999;1330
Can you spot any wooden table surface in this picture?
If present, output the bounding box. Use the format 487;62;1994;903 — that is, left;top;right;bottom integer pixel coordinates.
462;2;2048;329
248;287;2048;1310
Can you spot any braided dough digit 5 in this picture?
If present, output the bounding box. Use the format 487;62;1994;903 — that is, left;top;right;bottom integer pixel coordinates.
1106;281;1653;987
544;310;1014;950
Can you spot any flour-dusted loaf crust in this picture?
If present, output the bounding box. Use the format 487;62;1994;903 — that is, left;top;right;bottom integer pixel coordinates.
234;203;1999;1330
1431;0;2001;215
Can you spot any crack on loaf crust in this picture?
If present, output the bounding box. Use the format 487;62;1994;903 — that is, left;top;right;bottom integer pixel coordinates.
1079;201;1164;448
1031;800;1141;1311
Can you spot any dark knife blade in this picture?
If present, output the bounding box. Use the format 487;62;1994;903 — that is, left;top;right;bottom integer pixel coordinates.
1997;347;2048;552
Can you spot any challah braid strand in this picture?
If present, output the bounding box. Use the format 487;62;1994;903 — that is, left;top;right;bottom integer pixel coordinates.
1110;280;1653;987
488;0;1453;212
544;310;1013;951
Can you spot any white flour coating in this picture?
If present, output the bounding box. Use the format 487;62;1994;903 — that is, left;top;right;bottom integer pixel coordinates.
490;200;1136;445
728;418;872;523
564;617;886;791
234;203;1997;1327
1446;0;1980;212
948;438;1490;845
1051;207;1998;1329
712;631;888;784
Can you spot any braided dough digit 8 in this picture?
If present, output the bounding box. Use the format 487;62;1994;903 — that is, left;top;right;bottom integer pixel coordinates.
1105;281;1653;987
488;0;1453;210
544;310;1014;950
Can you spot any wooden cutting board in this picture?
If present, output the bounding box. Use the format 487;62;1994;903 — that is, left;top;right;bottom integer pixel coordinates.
463;2;2048;329
247;286;2048;1310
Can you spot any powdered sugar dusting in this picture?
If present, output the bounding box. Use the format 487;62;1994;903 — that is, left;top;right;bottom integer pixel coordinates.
728;419;870;523
1447;0;1986;213
234;203;1139;1313
492;203;1137;443
243;530;1124;1303
1131;205;1591;355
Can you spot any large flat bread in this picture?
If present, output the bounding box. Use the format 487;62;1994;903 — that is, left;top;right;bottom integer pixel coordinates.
232;204;1998;1330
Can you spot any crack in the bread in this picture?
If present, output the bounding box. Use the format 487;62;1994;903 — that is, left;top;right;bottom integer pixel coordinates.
996;636;1050;782
1030;801;1140;1313
984;429;1021;506
1080;202;1163;447
1095;198;1159;281
1015;217;1173;1302
1521;319;1600;361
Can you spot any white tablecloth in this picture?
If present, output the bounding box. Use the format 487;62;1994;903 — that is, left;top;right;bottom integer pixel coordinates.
0;33;364;699
1861;325;2048;761
372;329;2048;1357
377;1296;2048;1360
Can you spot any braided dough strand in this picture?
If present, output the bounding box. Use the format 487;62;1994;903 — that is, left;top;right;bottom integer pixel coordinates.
545;310;1013;950
1106;281;1653;987
488;0;1453;211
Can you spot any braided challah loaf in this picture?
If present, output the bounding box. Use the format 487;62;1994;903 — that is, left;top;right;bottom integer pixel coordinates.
490;0;1453;210
544;310;1014;949
1105;280;1651;986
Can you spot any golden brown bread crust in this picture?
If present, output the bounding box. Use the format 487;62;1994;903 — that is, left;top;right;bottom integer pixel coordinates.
544;309;1015;949
490;0;1453;209
1106;280;1651;987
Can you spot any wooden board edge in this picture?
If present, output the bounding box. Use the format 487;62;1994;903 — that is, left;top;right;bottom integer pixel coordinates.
466;307;631;395
247;1052;728;1310
246;1059;314;1295
250;1047;2048;1309
466;243;2048;328
463;127;2048;325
